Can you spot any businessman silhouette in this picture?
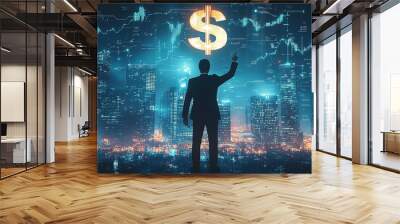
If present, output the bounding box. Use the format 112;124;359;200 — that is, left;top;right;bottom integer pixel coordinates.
182;54;238;173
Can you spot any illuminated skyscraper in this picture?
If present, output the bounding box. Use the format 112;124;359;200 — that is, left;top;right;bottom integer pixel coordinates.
162;85;192;144
126;65;156;140
250;95;279;146
98;63;125;140
144;69;156;139
278;63;300;148
264;96;279;146
218;102;231;143
250;96;267;144
296;63;313;135
176;86;192;143
161;87;178;142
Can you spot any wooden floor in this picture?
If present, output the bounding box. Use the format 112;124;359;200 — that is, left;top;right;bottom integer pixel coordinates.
1;136;400;224
372;150;400;171
0;167;26;178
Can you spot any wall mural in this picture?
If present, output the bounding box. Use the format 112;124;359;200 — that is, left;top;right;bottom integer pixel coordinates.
97;3;312;173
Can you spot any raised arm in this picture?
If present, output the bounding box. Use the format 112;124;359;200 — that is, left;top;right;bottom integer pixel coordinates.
217;53;239;86
182;80;193;126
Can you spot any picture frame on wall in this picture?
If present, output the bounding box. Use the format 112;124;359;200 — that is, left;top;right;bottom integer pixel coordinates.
97;3;313;174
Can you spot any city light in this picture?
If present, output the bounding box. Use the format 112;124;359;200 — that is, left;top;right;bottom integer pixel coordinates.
260;92;273;98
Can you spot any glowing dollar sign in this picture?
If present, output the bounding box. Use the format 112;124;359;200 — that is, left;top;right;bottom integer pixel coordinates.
188;5;227;55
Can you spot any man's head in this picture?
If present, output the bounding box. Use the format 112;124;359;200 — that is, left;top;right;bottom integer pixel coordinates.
199;59;210;74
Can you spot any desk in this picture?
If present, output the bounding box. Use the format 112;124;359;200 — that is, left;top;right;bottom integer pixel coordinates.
382;131;400;154
1;138;31;163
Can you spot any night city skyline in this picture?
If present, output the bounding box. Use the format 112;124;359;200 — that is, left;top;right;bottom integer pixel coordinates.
97;3;313;173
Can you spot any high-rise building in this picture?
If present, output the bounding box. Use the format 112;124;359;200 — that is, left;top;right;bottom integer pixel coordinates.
249;95;279;146
162;86;192;144
264;96;279;146
278;63;300;148
98;63;125;141
218;102;231;143
161;87;178;142
176;86;192;143
250;96;266;144
296;63;313;135
125;65;156;140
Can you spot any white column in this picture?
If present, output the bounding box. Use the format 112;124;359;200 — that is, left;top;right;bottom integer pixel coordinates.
55;67;73;141
352;14;369;164
46;33;55;163
45;0;56;163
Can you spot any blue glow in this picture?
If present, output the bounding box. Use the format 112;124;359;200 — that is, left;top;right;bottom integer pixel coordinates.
167;22;183;46
182;64;191;74
169;149;177;157
260;92;274;98
133;6;145;22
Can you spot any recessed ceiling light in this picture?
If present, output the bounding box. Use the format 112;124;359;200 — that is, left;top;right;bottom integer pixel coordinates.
78;67;93;76
54;34;75;48
63;0;78;12
322;0;352;15
1;47;11;53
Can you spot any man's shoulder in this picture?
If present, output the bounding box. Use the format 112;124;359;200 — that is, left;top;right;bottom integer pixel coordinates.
189;75;209;81
188;77;197;83
190;74;219;82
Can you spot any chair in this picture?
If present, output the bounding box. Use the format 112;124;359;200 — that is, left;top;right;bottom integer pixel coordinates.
78;121;90;138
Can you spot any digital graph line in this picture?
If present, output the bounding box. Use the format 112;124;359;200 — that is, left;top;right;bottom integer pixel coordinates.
251;38;311;65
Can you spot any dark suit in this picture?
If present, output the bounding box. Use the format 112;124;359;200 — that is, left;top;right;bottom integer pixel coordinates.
182;61;238;172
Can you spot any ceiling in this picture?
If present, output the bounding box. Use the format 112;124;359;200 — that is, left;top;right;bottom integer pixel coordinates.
0;0;390;74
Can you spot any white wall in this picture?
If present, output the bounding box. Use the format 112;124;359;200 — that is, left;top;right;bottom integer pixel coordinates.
55;67;89;141
1;63;46;164
1;64;42;138
72;72;89;138
55;67;69;141
1;65;26;138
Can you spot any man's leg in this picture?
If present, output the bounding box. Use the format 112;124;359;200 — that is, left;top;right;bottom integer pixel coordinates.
192;119;205;172
206;119;219;172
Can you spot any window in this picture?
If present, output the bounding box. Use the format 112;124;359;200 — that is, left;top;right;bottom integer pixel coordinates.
370;3;400;171
317;36;337;154
339;28;352;158
0;1;47;179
